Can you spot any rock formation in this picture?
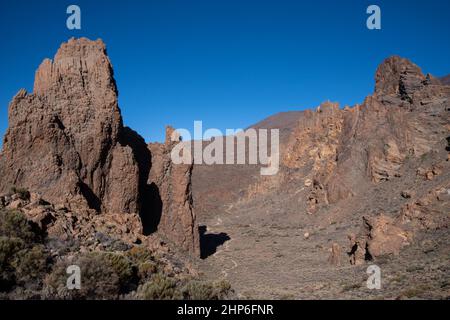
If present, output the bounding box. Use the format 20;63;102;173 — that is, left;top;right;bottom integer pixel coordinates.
148;127;200;256
348;214;412;265
280;56;450;212
0;38;199;256
0;38;139;214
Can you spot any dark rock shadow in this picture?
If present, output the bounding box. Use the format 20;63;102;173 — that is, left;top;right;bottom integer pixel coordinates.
141;182;162;234
199;225;231;259
78;181;101;212
120;127;162;235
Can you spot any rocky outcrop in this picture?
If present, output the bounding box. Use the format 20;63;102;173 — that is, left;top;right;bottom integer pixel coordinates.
0;38;200;256
148;127;200;256
0;38;140;214
0;191;143;247
283;102;344;212
374;56;427;103
283;101;343;171
362;215;412;258
400;185;450;230
348;214;412;265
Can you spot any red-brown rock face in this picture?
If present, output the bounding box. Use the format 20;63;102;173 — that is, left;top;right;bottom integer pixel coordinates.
148;127;200;256
282;56;450;212
348;214;412;265
0;38;200;256
0;38;139;213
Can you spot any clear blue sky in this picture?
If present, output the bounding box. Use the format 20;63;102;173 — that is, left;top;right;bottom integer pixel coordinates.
1;0;449;143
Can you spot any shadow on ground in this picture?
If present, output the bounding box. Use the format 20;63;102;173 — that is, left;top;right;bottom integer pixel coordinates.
199;225;231;259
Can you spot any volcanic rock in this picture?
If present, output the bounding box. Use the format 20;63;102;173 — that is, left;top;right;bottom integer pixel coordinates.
374;55;426;103
362;214;412;258
0;38;200;256
0;38;140;214
348;214;412;265
148;127;200;256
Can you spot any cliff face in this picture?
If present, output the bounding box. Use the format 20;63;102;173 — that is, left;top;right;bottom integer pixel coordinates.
148;127;200;256
281;56;450;213
0;38;138;214
0;38;199;256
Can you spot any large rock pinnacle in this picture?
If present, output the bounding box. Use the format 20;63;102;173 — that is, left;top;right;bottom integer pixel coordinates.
0;38;139;214
0;38;200;256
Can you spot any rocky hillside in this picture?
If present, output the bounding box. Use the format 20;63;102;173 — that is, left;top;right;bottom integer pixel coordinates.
194;56;450;299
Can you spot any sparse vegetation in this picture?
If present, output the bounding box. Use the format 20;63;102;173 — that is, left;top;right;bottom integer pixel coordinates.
136;275;233;300
104;252;135;289
182;280;215;300
11;244;48;285
0;209;48;292
0;208;231;300
0;209;39;243
44;252;122;300
0;236;26;290
137;273;181;300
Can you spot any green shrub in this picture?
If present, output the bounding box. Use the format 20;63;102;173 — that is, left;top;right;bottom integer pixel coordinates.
0;209;47;293
212;280;232;299
182;280;215;300
44;252;121;300
126;246;153;264
0;236;26;290
0;209;38;243
103;252;134;290
11;245;48;285
125;246;159;282
0;236;25;265
137;261;158;280
182;279;232;300
137;273;181;300
137;275;232;300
